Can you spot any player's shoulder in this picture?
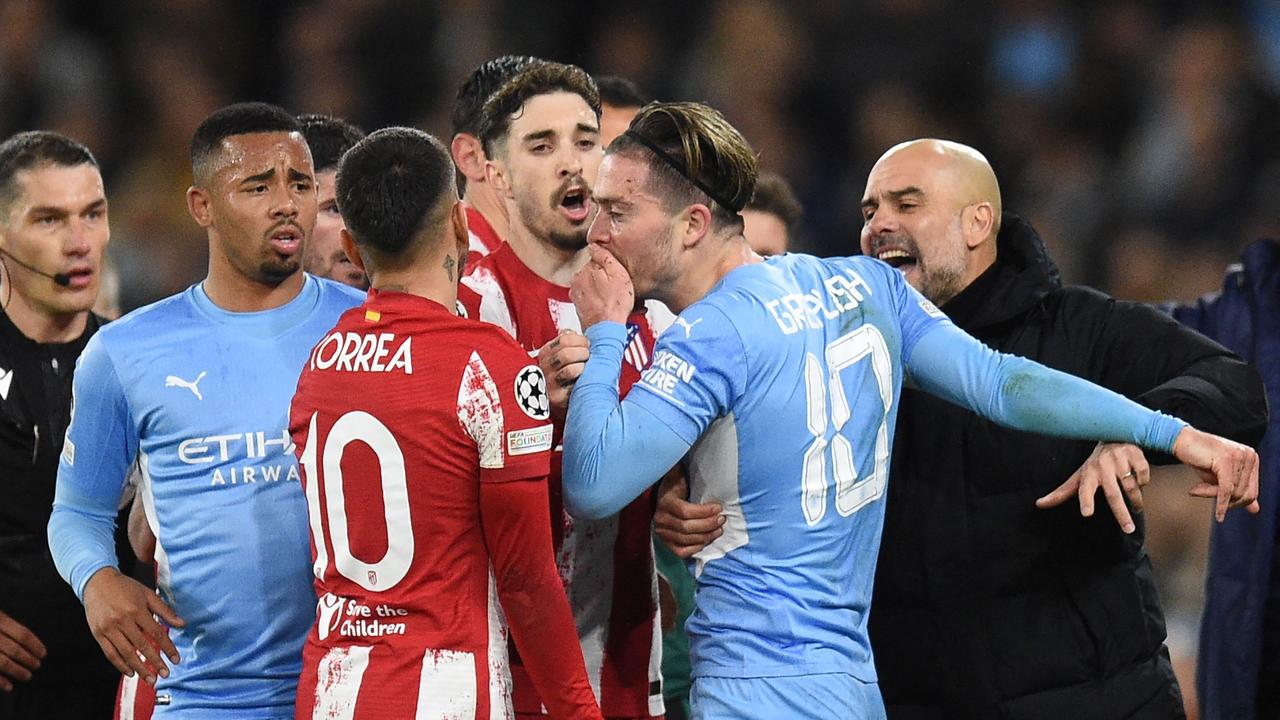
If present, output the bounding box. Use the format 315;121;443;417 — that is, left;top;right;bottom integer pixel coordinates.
94;286;201;347
450;317;544;412
664;295;746;352
453;314;530;363
311;274;366;309
780;252;897;285
459;256;508;302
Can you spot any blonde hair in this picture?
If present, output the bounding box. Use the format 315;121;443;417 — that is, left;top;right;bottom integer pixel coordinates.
611;101;758;228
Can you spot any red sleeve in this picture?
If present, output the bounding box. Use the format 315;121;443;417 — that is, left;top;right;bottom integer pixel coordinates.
457;339;554;484
480;479;602;720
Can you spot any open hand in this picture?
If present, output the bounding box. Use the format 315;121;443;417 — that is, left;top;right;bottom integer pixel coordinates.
1035;442;1151;533
0;610;45;691
1170;426;1260;521
83;567;185;684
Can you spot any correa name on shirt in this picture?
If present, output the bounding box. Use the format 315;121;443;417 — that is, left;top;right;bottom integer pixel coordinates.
309;330;414;374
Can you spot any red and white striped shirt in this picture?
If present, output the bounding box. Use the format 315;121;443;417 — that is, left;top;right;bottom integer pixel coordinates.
466;206;504;270
114;673;156;720
290;290;599;720
460;244;672;719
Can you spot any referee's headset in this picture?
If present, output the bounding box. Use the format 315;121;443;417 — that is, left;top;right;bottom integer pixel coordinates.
0;246;71;286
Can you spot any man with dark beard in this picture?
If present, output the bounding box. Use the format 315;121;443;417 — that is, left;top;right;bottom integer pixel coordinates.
459;61;670;720
450;55;540;267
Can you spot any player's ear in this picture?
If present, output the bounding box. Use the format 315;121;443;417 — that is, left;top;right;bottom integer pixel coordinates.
485;157;512;199
450;201;469;259
680;203;713;249
186;186;213;228
964;201;996;249
340;229;366;272
451;134;487;184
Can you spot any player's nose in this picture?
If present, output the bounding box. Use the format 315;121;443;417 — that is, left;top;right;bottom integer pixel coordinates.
587;210;608;244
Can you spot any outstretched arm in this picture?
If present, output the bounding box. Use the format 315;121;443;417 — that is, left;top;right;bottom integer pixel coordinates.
907;321;1259;519
1096;294;1266;448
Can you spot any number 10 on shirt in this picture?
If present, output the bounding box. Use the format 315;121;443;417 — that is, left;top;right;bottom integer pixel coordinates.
801;325;894;525
300;410;413;591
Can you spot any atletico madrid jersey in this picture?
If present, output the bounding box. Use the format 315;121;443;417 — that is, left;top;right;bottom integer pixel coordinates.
460;243;670;718
289;290;588;720
466;206;504;270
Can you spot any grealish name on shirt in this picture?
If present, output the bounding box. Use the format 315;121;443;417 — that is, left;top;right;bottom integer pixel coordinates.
310;331;413;374
766;269;874;335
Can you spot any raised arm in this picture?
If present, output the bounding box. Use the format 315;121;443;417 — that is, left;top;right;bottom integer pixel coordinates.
561;322;692;519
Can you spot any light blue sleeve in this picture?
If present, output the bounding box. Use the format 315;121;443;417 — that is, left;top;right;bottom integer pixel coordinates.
871;256;955;361
48;334;137;601
905;320;1187;452
562;322;693;520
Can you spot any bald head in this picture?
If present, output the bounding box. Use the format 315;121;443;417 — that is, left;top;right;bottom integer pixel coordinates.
878;139;1002;234
859;139;1002;306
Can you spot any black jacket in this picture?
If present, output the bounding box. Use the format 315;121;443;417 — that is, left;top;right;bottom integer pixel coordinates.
869;216;1268;720
0;309;102;651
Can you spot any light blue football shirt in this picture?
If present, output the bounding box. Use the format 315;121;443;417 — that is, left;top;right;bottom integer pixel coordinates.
630;255;937;682
50;274;362;718
563;253;1185;693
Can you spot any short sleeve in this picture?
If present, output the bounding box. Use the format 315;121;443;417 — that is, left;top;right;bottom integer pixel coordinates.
456;336;553;484
626;301;746;445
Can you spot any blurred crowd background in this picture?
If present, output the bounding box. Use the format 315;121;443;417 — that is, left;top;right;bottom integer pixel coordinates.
2;0;1276;713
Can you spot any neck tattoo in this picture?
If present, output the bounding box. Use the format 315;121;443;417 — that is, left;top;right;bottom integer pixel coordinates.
443;254;456;282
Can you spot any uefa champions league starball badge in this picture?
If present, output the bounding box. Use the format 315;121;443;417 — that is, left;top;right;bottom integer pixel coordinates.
515;366;551;420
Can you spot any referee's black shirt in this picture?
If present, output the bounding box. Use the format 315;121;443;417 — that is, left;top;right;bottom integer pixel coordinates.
0;308;100;648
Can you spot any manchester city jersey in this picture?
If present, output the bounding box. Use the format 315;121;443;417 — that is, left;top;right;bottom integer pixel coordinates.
55;275;362;718
627;254;946;683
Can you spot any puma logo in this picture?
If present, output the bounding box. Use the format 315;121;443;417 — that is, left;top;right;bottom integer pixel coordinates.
165;371;207;401
674;317;702;338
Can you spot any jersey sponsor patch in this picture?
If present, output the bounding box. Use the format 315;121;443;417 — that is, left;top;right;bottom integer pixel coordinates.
61;437;75;466
316;592;408;640
639;349;697;404
507;424;553;456
918;298;946;319
514;365;550;420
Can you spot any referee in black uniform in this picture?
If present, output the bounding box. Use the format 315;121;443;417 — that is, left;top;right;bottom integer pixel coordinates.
0;131;120;718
